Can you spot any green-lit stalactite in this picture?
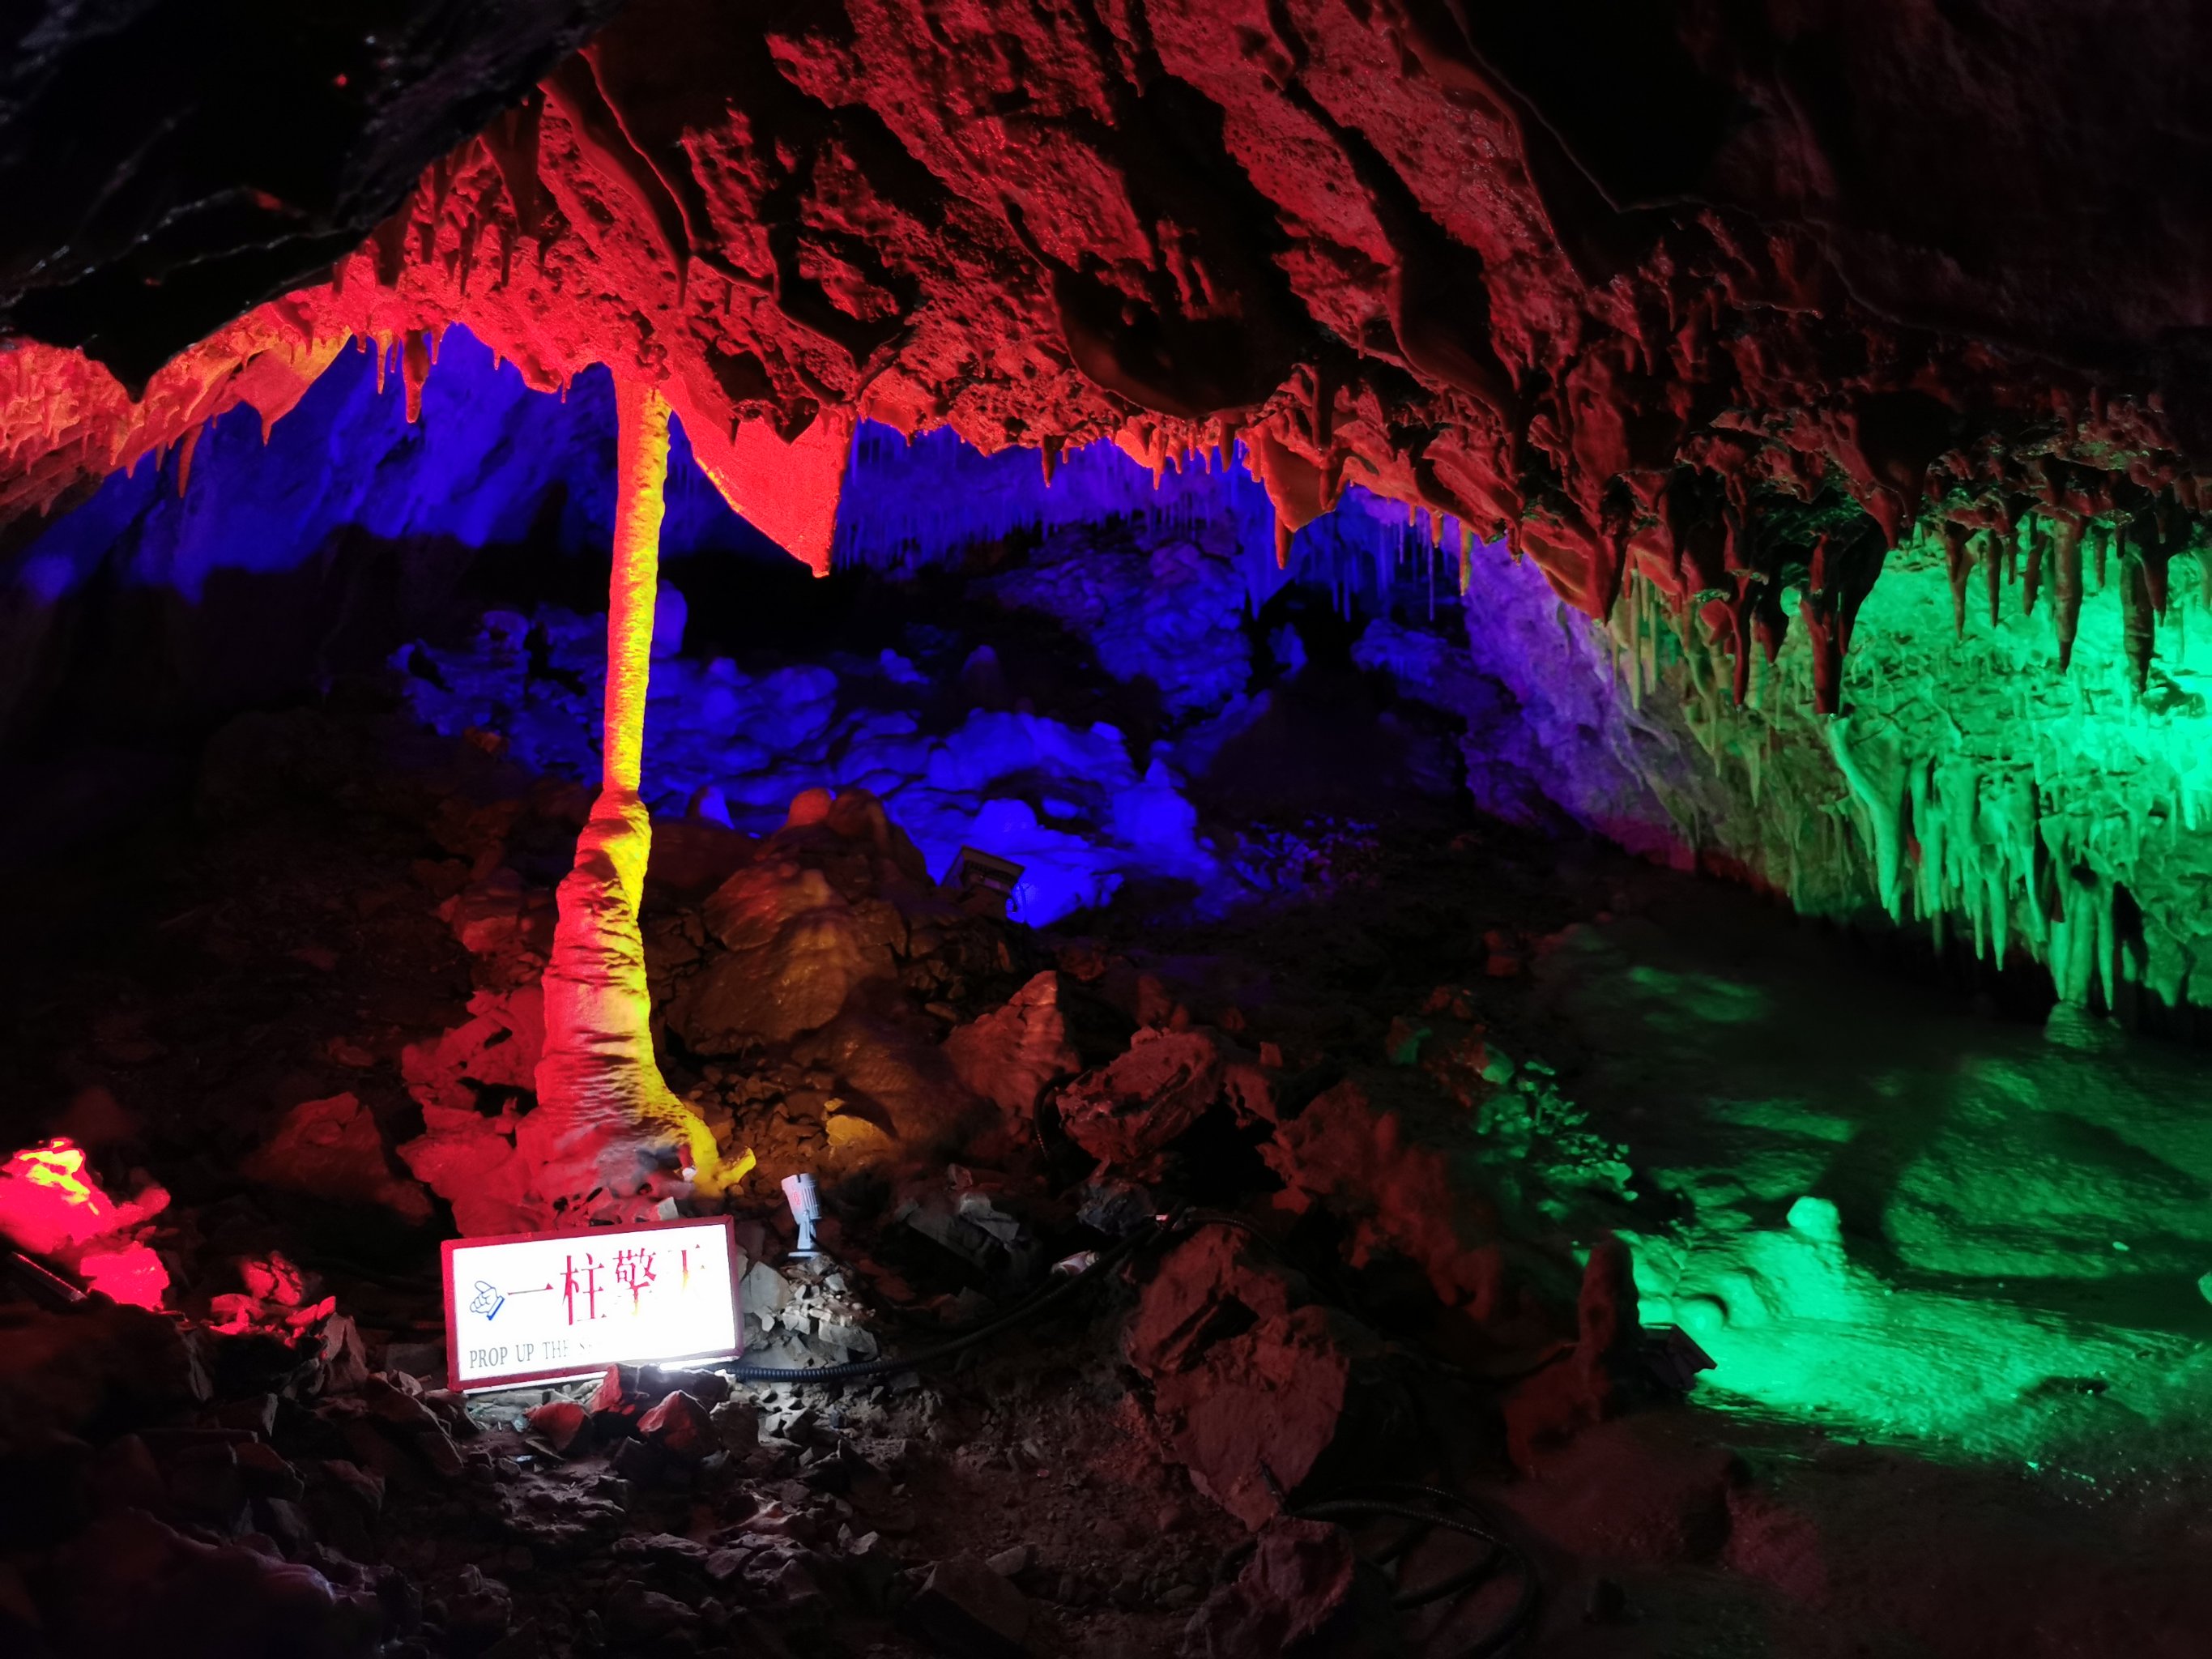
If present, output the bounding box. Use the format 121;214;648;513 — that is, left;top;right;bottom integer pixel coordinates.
1593;518;2212;1021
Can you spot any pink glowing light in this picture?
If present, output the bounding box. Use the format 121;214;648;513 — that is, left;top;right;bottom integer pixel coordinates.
75;1242;170;1311
0;1137;169;1311
0;1137;119;1256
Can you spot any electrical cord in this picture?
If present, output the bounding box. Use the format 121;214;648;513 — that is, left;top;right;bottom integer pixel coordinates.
1267;1474;1540;1655
710;1219;1157;1384
704;1213;1543;1652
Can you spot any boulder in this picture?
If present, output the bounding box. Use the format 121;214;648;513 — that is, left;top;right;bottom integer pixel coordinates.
676;863;895;1047
1259;1073;1505;1314
394;987;548;1236
50;1508;381;1659
710;1397;761;1452
526;1399;590;1453
438;868;555;959
795;1010;982;1146
1127;1226;1390;1529
1179;1517;1357;1657
0;1137;167;1257
637;1391;716;1461
1501;1237;1651;1465
401;986;545;1111
242;1094;433;1223
0;1301;207;1459
1507;1408;1743;1563
944;971;1081;1118
395;1110;539;1238
901;1552;1032;1658
1058;1028;1272;1172
645;817;758;898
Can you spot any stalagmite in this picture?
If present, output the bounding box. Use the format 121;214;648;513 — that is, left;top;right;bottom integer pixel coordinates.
519;382;748;1213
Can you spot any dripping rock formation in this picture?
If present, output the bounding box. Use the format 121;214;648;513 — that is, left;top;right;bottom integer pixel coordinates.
6;0;2212;695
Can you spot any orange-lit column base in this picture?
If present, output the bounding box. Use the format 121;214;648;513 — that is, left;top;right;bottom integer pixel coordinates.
518;382;750;1210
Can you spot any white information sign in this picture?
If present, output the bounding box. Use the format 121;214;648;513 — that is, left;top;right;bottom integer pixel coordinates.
441;1216;743;1392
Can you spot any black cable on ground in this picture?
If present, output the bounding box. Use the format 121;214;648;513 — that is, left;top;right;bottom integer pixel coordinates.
712;1220;1157;1385
1289;1482;1541;1657
706;1215;1542;1653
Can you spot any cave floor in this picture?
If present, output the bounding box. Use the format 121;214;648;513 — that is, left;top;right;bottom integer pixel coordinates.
4;707;2211;1657
1080;819;2212;1656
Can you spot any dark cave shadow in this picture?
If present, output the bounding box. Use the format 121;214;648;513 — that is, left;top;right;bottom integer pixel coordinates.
0;521;553;762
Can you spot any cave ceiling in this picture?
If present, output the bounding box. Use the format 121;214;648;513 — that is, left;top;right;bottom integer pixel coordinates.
4;0;2210;707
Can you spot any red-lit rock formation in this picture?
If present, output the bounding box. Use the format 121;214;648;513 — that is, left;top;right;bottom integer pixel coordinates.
7;2;2212;705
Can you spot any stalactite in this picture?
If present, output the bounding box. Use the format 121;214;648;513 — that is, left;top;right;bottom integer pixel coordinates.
543;58;693;302
484;89;548;248
1940;520;1971;638
420;153;453;264
2052;517;2084;670
2136;504;2178;617
2121;548;2155;694
369;204;411;288
1803;531;1844;716
1728;576;1754;706
175;423;200;498
522;381;750;1213
457;209;484;296
2023;513;2046;614
402;331;432;423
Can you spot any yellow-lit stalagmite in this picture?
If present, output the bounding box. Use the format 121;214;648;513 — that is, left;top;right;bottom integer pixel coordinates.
516;381;751;1212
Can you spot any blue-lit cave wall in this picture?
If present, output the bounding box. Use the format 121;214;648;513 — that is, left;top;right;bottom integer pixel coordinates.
0;329;787;748
19;322;2212;1006
1;325;1686;921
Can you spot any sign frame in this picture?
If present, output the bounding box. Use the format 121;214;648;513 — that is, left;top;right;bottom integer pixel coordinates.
440;1214;744;1393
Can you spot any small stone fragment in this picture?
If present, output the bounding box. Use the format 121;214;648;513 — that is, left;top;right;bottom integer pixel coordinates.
1178;1516;1356;1657
526;1398;590;1453
902;1553;1033;1658
637;1390;715;1461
